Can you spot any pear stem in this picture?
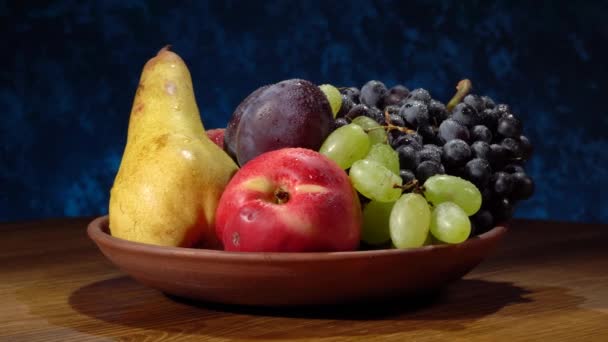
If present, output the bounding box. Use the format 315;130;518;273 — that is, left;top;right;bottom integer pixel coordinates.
158;45;173;55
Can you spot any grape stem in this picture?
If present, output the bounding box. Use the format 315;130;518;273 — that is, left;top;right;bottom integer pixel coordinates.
393;179;421;193
446;79;472;112
387;125;416;135
383;109;416;134
364;125;415;134
363;111;416;144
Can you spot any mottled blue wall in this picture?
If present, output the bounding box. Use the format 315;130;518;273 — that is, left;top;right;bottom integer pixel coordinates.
1;1;606;223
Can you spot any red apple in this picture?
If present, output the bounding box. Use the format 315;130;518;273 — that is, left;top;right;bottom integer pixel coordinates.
215;148;362;252
206;128;225;149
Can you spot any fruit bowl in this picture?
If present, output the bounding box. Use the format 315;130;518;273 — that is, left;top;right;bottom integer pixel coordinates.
88;216;507;307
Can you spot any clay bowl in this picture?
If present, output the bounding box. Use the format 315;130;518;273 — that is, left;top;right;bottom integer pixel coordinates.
88;215;507;307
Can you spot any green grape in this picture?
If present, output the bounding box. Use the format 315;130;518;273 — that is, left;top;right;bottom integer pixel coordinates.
352;116;387;145
365;143;399;176
362;200;395;245
319;84;342;117
430;202;471;244
349;159;402;202
389;193;431;249
319;124;370;169
423;175;482;215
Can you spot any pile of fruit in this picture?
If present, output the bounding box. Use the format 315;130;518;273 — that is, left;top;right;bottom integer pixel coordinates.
317;79;534;246
109;47;534;253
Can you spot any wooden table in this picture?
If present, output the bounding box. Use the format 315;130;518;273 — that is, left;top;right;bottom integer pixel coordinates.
1;218;606;341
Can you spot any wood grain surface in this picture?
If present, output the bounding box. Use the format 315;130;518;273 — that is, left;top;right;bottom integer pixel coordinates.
0;218;606;341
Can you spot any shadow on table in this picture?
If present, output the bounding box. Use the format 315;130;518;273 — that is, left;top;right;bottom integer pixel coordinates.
62;275;544;338
165;278;529;321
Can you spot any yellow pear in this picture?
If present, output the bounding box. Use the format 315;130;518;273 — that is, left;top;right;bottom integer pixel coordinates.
109;46;238;248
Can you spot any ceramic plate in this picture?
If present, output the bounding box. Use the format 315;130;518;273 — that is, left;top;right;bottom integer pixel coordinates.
88;216;506;306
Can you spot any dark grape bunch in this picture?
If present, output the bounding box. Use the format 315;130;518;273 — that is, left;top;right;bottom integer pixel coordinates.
334;79;535;234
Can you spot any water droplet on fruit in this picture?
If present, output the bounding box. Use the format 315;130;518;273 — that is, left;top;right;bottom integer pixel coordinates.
232;232;240;247
241;208;257;222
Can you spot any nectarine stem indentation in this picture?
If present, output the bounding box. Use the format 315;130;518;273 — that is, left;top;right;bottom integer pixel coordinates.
274;188;290;204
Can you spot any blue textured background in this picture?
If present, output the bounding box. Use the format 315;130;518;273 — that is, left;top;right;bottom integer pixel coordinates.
1;1;606;223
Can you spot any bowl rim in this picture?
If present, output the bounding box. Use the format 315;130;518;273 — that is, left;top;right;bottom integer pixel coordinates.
88;215;507;261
